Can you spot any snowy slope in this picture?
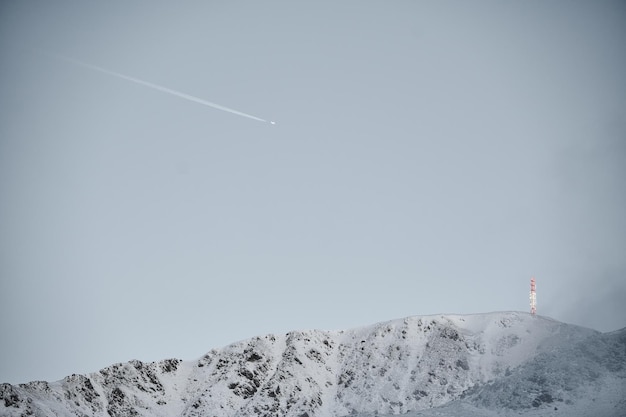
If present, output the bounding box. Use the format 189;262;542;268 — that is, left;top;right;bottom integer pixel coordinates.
1;312;623;417
355;323;626;417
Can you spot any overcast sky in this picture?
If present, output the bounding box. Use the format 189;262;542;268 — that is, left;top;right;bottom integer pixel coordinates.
1;1;625;385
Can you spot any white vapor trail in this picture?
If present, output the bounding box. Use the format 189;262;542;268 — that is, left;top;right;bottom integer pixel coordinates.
58;55;270;123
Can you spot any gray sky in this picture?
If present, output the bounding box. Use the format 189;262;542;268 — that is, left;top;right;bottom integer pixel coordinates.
1;1;625;385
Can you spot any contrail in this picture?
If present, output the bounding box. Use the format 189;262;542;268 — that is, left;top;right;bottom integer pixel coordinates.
57;54;272;123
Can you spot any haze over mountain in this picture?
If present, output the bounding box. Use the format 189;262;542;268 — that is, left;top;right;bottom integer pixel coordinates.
1;312;624;417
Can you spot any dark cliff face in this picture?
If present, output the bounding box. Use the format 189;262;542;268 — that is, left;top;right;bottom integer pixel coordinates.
1;312;623;417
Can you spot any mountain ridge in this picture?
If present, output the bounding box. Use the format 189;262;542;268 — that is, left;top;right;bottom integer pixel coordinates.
1;311;624;417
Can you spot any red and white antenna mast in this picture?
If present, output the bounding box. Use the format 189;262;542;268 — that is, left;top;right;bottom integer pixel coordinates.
530;277;537;315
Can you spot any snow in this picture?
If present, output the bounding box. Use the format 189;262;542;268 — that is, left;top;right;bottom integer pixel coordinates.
1;311;623;417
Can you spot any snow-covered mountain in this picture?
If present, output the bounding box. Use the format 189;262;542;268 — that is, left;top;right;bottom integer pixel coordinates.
1;312;624;417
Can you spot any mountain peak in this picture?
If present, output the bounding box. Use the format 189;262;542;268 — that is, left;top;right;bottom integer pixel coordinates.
1;312;623;417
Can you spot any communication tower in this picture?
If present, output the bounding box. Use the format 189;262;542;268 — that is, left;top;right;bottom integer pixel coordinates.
530;277;537;315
